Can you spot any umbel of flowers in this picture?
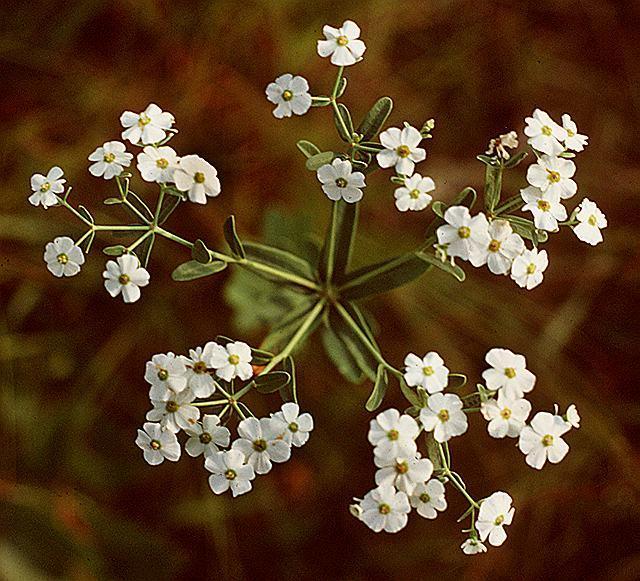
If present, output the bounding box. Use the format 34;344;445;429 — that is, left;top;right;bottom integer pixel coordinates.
30;18;599;555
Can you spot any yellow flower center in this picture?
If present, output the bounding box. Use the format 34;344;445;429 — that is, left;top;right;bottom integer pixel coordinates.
194;172;206;184
199;432;212;444
56;253;69;264
457;226;471;239
150;440;161;450
438;409;450;422
396;145;411;158
165;400;179;413
138;113;151;126
587;215;597;226
337;35;349;46
103;152;116;163
252;439;268;452
526;263;537;275
282;89;293;101
419;492;431;503
335;177;348;188
118;274;130;285
542;434;554;447
537;199;551;211
156;158;169;169
567;129;575;137
225;469;237;480
422;366;434;376
387;429;399;441
500;408;512;420
409;189;421;199
547;170;561;183
378;503;391;515
157;369;169;381
488;239;501;252
504;367;516;379
395;461;409;475
541;125;553;136
40;182;51;192
228;354;240;365
193;361;208;374
494;514;505;526
288;422;299;433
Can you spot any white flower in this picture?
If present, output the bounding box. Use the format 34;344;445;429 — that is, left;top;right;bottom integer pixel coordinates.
232;417;291;474
146;388;199;433
136;145;179;183
144;352;188;398
480;219;525;275
270;403;314;447
88;141;133;180
135;422;180;465
317;20;366;66
394;173;435;212
510;248;548;290
360;485;410;533
420;393;468;443
265;74;312;119
573;198;607;245
518;411;571;469
205;449;255;497
524;109;567;156
102;254;150;303
43;236;84;277
486;131;519;160
403;351;449;394
185;414;231;459
561;114;588;152
29;166;65;208
316;159;366;203
377;125;426;175
461;538;488;555
208;341;253;382
120;103;175;145
173;154;221;204
526;154;577;200
481;347;536;399
180;344;219;398
410;478;447;519
476;491;514;547
565;404;580;428
436;206;491;266
521;186;567;231
374;455;433;494
368;408;419;460
481;391;531;438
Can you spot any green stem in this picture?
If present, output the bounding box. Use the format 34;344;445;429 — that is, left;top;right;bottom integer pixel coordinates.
331;66;344;99
74;230;93;247
93;225;149;232
438;443;479;509
192;399;229;407
494;194;524;215
126;229;153;252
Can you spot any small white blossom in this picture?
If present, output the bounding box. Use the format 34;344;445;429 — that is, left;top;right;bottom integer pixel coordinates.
173;154;221;204
180;344;218;398
481;391;531;438
526;154;577;200
486;131;519;160
368;408;419;460
403;351;449;394
360;485;410;533
205;449;255;497
524;109;567;156
510;248;548;290
120;103;175;145
521;186;567;231
144;352;188;398
29;166;65;208
43;236;84;277
573;198;607;245
420;393;468;443
481;348;536;400
518;411;570;469
409;478;447;519
232;417;291;475
394;173;435;212
102;254;150;303
476;491;514;547
136;145;179;183
317;20;366;66
146;388;199;433
270;403;314;447
374;455;433;494
208;341;253;382
316;159;366;203
561;114;588;152
265;74;312;118
461;538;488;555
480;219;525;275
135;422;180;465
185;414;231;459
88;141;133;180
436;206;491;266
377;124;426;175
565;404;580;428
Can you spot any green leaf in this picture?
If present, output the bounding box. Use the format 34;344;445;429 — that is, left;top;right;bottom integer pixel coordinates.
333;103;354;142
171;260;227;281
280;356;297;403
400;378;421;408
366;365;388;411
336;76;348;98
127;190;154;222
476;154;499;166
191;239;212;264
102;245;127;256
431;200;446;218
260;300;318;352
321;324;363;383
305;151;335;171
311;96;331;107
318;200;359;284
503;151;527;168
157;194;181;225
484;163;503;213
448;373;468;389
416;251;465;282
243;241;316;279
78;230;95;254
78;205;94;224
357;97;393;141
103;197;122;205
223;215;245;259
502;215;549;245
330;311;377;381
296;140;322;159
254;371;291;394
137;233;155;268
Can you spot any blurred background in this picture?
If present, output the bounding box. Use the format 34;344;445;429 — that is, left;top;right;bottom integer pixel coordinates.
1;0;639;579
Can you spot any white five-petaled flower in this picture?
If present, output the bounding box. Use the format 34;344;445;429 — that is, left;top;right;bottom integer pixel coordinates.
29;166;65;208
377;124;426;175
476;491;515;547
520;186;567;231
208;341;253;382
120;103;175;145
270;403;314;447
144;352;188;398
265;74;312;119
480;219;525;275
316;159;366;203
135;422;180;465
481;348;536;400
102;254;150;303
185;414;231;459
180;344;218;398
173;154;221;204
136;145;179;183
317;20;366;66
565;404;580;428
561;114;588;152
374;455;434;494
43;236;85;278
232;417;291;474
368;408;419;460
394;173;435;212
481;391;532;438
436;206;491;266
573;198;607;245
88;141;133;180
419;393;468;443
518;411;571;470
146;388;200;433
524;109;567;156
205;449;255;497
526;154;577;200
403;351;449;394
510;248;548;290
359;485;411;533
461;538;488;555
409;478;447;519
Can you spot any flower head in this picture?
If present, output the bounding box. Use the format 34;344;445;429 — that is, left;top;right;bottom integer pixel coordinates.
403;351;449;394
521;186;567;231
476;491;514;547
486;131;519;160
409;478;447;519
317;159;366;203
419;393;468;443
481;391;532;438
524;109;567;156
180;343;219;398
205;449;255;497
208;341;253;382
173;154;221;204
88;141;133;180
481;219;525;275
436;206;491;266
120;103;175;145
185;414;231;459
266;74;312;118
270;403;314;447
573;198;607;245
565;404;580;428
29;167;65;208
374;454;433;494
146;388;200;433
526;154;577;200
103;255;150;303
144;352;188;398
481;348;536;399
377;124;426;175
317;20;366;66
359;485;410;533
394;173;435;212
136;145;179;183
510;248;548;290
368;409;419;460
461;538;487;555
561;114;588;152
518;411;571;469
135;422;180;465
232;417;291;474
43;236;84;277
